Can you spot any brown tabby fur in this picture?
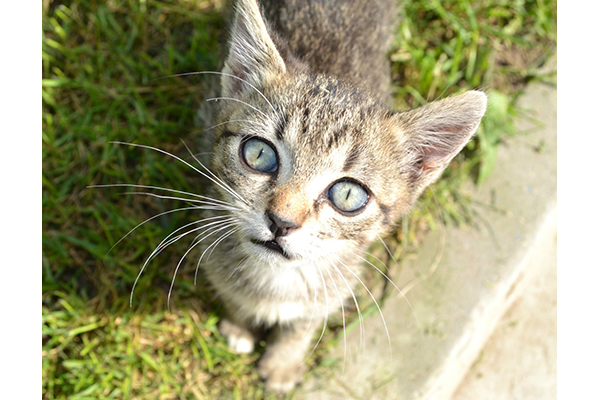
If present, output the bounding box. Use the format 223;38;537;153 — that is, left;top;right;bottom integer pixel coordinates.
195;0;487;393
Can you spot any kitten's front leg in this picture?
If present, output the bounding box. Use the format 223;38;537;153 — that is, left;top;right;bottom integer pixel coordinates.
257;319;319;393
219;317;257;355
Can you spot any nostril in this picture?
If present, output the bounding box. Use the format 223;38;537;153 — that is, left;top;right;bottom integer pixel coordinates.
267;214;278;235
266;212;300;238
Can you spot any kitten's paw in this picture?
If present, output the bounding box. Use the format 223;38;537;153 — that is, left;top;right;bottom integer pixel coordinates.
257;354;305;393
218;319;255;354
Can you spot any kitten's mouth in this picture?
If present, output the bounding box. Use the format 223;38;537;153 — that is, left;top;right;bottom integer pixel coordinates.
250;239;290;259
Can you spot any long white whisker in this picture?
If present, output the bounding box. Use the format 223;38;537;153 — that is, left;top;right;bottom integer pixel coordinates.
109;142;250;206
122;191;239;211
334;255;392;358
304;265;330;364
131;219;233;302
179;140;248;209
227;255;250;281
129;217;233;306
203;119;256;132
193;221;239;284
323;264;347;376
136;217;234;266
153;217;234;259
161;70;279;117
198;225;240;267
88;183;236;207
299;275;319;342
108;205;201;256
377;233;399;265
206;97;269;120
348;250;423;336
326;255;365;356
160;219;234;261
167;222;238;310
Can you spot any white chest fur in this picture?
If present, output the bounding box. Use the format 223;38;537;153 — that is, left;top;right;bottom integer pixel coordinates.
212;257;331;326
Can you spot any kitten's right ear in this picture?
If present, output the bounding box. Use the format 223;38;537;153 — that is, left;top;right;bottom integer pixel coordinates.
395;90;487;195
221;0;286;97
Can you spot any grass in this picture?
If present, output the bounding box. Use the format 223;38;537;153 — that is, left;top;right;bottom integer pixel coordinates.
42;0;556;398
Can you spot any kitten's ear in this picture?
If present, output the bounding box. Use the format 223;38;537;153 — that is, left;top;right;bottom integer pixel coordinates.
221;0;286;96
397;90;487;192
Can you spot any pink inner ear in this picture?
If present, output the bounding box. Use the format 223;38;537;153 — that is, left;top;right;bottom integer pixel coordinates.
226;57;250;95
409;121;478;182
414;148;445;175
398;90;487;190
419;157;439;173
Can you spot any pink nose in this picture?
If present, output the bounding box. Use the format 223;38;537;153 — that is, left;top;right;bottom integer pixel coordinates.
266;212;301;238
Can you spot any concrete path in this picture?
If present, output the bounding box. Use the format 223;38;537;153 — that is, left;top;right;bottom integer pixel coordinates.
452;235;556;400
300;57;557;399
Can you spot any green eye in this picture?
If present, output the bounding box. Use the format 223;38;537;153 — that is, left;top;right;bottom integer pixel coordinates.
328;180;369;213
241;137;278;173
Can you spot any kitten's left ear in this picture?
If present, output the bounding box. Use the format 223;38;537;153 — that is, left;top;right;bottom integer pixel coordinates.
396;90;487;193
221;0;286;96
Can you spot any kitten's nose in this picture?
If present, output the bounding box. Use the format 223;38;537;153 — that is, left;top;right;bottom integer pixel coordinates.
266;212;301;238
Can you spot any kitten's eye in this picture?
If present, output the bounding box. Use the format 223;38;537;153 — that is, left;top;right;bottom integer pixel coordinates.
241;137;278;173
328;180;369;213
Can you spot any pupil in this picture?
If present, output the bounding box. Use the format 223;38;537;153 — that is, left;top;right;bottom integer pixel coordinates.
345;188;352;201
256;148;264;160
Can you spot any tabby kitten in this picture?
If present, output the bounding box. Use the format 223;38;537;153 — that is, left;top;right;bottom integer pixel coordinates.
196;0;486;393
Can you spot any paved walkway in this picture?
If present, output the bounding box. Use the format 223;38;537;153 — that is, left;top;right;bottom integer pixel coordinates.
452;235;556;399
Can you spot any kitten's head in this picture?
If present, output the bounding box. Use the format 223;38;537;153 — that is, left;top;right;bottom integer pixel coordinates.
209;0;486;266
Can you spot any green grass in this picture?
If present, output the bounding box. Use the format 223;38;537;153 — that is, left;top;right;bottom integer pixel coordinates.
42;0;556;398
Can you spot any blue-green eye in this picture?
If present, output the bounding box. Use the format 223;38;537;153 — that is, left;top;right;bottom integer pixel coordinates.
328;180;369;213
241;137;278;173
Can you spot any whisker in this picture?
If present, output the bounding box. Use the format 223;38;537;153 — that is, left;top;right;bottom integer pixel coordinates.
157;219;235;263
323;264;347;376
129;220;232;307
88;183;235;207
206;97;269;120
129;217;234;306
299;273;319;342
326;255;365;356
179;140;249;208
122;191;239;211
192;221;240;285
400;187;446;301
197;225;240;268
152;216;234;260
107;205;202;255
109;142;250;206
333;255;393;358
377;233;398;266
304;265;330;364
160;70;280;117
203;119;256;132
167;222;239;310
346;249;423;336
227;255;250;281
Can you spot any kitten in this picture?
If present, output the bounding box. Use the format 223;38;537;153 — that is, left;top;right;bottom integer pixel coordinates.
196;0;486;393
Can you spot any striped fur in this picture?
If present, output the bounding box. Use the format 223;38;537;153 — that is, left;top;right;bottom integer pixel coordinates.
200;0;486;393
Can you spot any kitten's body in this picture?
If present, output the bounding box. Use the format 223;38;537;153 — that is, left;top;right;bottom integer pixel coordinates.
260;0;394;101
196;0;486;392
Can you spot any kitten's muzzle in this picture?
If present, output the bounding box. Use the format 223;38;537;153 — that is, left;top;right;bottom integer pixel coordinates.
249;212;299;259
